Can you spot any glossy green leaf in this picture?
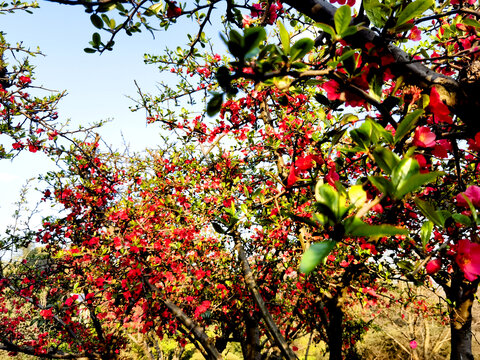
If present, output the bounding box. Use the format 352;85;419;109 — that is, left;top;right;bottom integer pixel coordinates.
315;23;337;38
334;5;351;36
315;184;347;222
290;38;314;62
369;175;394;196
372;147;400;175
90;14;104;29
345;218;409;237
452;213;472;226
420;220;433;249
363;0;390;28
394;109;424;144
391;157;419;189
463;18;480;28
396;0;434;27
414;197;444;227
146;2;163;15
277;20;290;54
341;26;358;38
299;241;336;274
243;27;266;59
395;171;442;199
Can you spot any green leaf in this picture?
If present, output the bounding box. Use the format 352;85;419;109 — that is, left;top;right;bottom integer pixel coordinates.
372;147;400;175
243;27;266;59
315;23;337;38
363;0;390;28
90;14;104;29
84;48;97;53
369;175;394;196
92;32;101;47
348;185;367;208
290;38;314;62
394;109;424;144
341;26;358;38
145;2;163;15
277;20;290;54
299;241;336;274
345;217;408;237
227;30;244;59
212;222;226;234
452;213;472;226
216;66;231;91
414;197;444;227
315;184;347;223
334;5;351;36
396;0;434;27
391;157;420;189
420;221;433;249
463;18;480;28
206;93;224;117
395;171;442;199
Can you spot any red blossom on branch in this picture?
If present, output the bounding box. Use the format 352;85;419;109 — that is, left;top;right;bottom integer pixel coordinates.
429;87;452;124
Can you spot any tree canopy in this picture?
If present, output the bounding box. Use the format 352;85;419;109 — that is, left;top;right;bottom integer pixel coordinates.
1;0;480;359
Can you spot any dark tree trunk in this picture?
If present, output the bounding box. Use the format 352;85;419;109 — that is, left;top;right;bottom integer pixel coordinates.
446;275;478;360
240;314;262;360
326;297;343;360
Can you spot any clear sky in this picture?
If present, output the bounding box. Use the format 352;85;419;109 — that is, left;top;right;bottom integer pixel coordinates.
0;1;202;233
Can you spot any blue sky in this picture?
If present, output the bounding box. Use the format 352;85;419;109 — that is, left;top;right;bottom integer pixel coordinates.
0;1;202;232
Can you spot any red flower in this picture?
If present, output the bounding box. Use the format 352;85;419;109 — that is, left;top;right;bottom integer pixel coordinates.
456;239;480;281
426;258;441;275
456;185;480;208
429;87;452;124
413;126;436;148
18;76;31;84
408;26;421;41
194;300;211;319
295;154;323;171
12;141;23;150
166;2;182;18
28;141;39;153
325;167;339;187
432;139;451;158
287;165;299;187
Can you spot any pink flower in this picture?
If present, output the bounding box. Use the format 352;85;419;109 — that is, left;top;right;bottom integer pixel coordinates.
409;340;418;349
456;239;480;281
456;185;480;208
413;126;436;148
242;15;254;28
426;258;441;275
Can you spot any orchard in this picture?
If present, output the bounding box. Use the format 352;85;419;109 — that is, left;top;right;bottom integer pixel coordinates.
1;0;480;359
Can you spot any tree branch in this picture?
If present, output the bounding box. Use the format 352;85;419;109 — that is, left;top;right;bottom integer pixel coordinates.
232;232;297;360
